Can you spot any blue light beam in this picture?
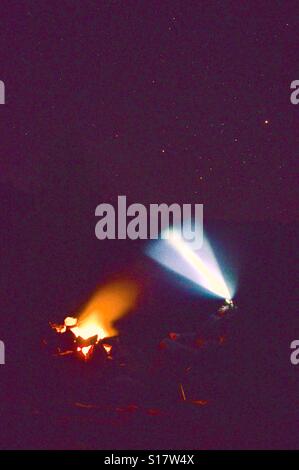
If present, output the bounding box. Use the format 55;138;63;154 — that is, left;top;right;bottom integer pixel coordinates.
147;228;235;300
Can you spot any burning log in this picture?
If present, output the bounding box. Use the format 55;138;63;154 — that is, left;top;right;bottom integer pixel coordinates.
49;316;112;360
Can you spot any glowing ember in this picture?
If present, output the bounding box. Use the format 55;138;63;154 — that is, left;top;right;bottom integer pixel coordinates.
77;345;93;357
102;344;112;354
64;316;78;327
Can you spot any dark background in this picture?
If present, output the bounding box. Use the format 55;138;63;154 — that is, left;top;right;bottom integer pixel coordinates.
0;1;298;449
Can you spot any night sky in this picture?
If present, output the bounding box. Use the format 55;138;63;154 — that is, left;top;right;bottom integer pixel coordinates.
0;1;298;222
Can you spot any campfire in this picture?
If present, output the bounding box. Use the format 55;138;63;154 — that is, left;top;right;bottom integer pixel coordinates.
46;275;237;411
50;279;139;360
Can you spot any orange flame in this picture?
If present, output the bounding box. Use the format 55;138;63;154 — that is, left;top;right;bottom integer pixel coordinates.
59;279;139;358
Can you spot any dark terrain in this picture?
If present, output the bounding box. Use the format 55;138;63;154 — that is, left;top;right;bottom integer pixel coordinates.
0;187;298;449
